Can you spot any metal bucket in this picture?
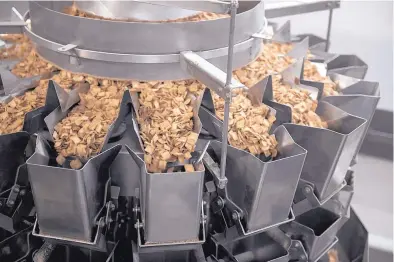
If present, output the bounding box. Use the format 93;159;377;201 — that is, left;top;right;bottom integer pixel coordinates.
293;169;354;218
210;227;307;262
127;147;205;245
304;52;369;80
283;101;366;201
27;136;121;242
322;73;380;164
295;34;328;52
283;207;346;262
207;125;306;233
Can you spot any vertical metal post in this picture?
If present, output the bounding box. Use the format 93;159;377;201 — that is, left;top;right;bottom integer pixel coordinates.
325;6;334;52
219;0;238;183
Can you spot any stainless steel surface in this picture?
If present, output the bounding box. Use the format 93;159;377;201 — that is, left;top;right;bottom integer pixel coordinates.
284;207;345;262
0;70;40;98
284;101;366;201
209;125;306;232
127;148;205;244
0;7;26;34
75;1;200;21
322;73;380;164
27;136;121;242
218;231;290;262
220;0;238;182
26;29;260;80
326;54;368;79
132;1;231;14
318;208;369;262
292;178;346;217
29;1;264;54
265;0;340;19
180;52;246;99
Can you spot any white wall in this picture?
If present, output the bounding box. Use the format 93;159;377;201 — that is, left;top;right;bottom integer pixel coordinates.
270;1;393;111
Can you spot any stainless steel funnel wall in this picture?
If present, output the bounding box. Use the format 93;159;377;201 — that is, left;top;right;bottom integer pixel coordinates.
322;73;380;164
27;137;121;242
209;125;306;232
284;101;366;201
127;148;205;244
283;207;346;262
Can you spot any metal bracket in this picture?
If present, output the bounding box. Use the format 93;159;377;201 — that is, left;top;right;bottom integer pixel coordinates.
180;51;245;100
202;152;228;189
6;185;20;208
57;44;81;66
233;208;295;237
293;179;347;217
289;240;308;262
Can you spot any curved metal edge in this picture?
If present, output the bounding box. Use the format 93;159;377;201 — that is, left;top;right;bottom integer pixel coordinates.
24;16;260;64
236;208;295;237
30;39;260;81
29;1;265;54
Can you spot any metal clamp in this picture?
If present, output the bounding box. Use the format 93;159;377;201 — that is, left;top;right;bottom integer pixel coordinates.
293;179;347;217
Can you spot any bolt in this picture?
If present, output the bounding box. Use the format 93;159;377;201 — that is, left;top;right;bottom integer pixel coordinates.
132;207;140;212
216;198;223;206
300;254;306;261
1;246;11;255
20;189;26;196
13;187;20;193
304;186;311;194
97;220;105;227
203;201;207;205
294;242;300;248
134;222;143;229
232;212;239;221
8;200;14;206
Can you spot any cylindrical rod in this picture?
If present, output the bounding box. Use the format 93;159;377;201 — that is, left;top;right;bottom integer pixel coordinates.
220;0;238;181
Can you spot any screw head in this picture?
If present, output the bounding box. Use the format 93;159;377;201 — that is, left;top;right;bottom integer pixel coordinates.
13;187;20;193
232;212;239;221
216;199;223;206
8;200;14;205
20;190;26;196
304;186;312;194
294;242;300;248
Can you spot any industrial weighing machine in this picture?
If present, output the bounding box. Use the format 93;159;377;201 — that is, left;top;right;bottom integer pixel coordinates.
0;1;376;262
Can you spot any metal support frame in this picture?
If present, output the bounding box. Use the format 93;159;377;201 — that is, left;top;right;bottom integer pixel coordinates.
325;3;334;51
